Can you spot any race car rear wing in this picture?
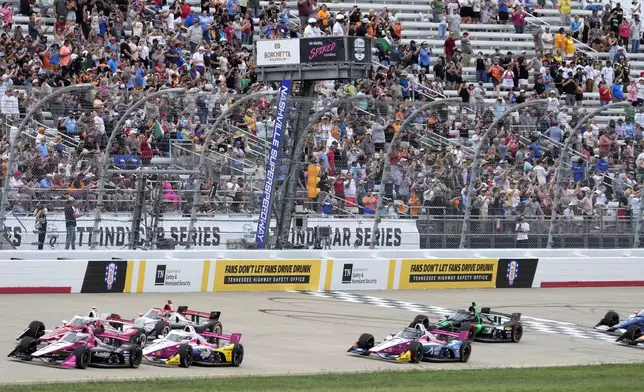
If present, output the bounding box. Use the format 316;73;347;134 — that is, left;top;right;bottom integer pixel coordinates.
177;306;221;323
200;331;242;344
480;308;521;322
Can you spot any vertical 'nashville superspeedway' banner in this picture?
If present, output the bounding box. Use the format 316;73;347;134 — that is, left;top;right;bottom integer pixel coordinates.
255;80;291;249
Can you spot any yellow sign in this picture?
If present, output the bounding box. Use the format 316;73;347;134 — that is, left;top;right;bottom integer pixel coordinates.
399;259;497;289
213;260;321;291
165;354;180;365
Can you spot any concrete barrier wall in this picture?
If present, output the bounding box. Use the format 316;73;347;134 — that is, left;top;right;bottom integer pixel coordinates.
1;249;643;293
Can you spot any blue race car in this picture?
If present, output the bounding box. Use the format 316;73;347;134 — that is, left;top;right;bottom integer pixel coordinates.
594;309;644;341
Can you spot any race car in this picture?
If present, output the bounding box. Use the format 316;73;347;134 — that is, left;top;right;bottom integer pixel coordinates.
414;302;523;343
16;309;145;347
112;301;224;345
8;325;143;369
347;323;472;363
615;324;644;346
142;325;243;367
594;310;644;337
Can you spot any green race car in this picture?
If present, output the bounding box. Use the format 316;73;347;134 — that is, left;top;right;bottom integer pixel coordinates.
409;302;523;343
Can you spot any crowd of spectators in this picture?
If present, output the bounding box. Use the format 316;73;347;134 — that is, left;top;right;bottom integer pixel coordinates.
0;0;642;252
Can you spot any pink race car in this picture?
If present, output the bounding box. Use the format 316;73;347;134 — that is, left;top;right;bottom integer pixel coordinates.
17;310;145;347
348;323;472;363
8;325;143;369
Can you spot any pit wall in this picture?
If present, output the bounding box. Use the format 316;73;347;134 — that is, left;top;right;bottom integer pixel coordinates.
1;249;643;293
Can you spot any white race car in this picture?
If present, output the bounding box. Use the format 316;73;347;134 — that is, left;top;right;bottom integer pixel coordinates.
142;326;243;367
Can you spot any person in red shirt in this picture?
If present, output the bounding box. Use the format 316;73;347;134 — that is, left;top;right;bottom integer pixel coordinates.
180;0;191;19
598;81;611;106
444;32;456;59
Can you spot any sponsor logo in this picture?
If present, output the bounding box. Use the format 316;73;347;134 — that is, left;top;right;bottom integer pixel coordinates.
342;263;377;285
354;38;366;61
154;264;191;287
399;259;498;289
506;260;519;286
105;262;117;291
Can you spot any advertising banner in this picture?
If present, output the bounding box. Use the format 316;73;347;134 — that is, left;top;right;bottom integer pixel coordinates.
495;258;540;288
399;258;497;289
256;80;291;248
144;260;205;292
81;259;129;293
348;37;370;63
300;37;346;63
0;259;88;294
329;259;389;290
2;215;419;250
256;39;300;66
213;259;321;291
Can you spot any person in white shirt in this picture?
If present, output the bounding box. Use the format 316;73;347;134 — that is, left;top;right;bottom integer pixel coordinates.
304;18;322;37
192;46;206;76
533;160;548;185
332;13;345;36
515;216;530;248
601;62;614;86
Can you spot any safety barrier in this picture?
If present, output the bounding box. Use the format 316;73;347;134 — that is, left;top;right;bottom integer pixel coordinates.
1;249;643;293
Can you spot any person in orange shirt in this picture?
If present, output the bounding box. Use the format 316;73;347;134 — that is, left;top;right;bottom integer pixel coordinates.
409;191;420;217
554;28;565;51
317;4;329;27
59;39;73;77
362;191;377;214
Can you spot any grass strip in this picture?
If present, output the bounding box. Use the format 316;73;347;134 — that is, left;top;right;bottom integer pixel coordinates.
2;363;641;392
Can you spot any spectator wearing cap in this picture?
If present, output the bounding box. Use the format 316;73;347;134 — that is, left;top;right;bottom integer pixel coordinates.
631;14;642;53
333;14;345;36
304;17;321;37
418;42;431;72
64;196;81;250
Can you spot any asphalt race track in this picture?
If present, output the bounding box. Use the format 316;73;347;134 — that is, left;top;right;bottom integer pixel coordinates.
0;288;642;384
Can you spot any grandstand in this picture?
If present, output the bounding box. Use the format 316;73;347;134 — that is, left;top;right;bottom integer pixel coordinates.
0;0;641;250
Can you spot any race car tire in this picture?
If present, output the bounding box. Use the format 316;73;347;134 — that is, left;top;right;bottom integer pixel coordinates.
16;336;37;359
407;341;424;363
459;341;472;363
625;325;642;343
511;323;523;343
178;344;193;368
208;322;223;345
107;314;122;330
461;323;477;341
153;321;171;338
601;311;620;327
129;346;143;368
129;328;146;346
357;333;375;353
24;321;45;339
230;344;244;367
73;345;90;369
409;315;430;329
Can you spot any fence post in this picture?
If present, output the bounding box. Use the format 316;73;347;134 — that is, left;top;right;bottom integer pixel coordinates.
90;88;186;250
547;101;631;248
459;99;548;249
0;84;95;231
185;91;278;249
370;98;462;250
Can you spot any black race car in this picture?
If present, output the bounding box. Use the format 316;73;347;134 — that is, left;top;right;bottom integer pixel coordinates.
411;302;523;343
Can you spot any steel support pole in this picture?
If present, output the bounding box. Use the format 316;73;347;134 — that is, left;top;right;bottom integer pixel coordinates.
185;91;278;249
547;101;630;248
459;99;548;249
370;98;462;249
0;84;94;229
91;88;186;249
276;95;374;249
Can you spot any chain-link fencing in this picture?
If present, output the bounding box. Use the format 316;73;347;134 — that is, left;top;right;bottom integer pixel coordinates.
0;87;640;251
